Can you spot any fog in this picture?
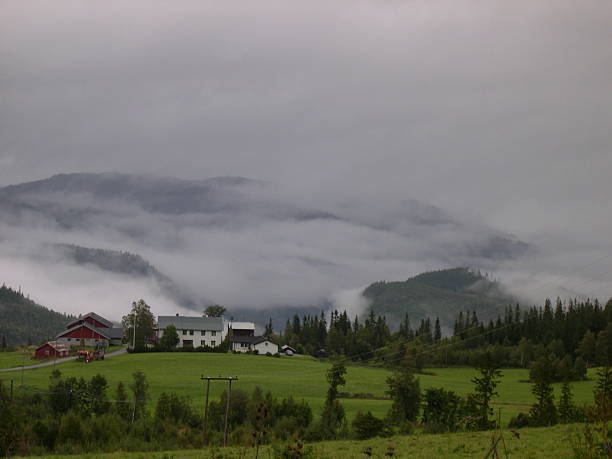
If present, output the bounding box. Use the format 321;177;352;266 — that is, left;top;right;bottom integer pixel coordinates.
0;1;611;321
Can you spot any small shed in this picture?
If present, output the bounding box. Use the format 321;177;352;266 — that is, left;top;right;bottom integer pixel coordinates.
281;345;297;356
252;337;279;355
35;341;69;359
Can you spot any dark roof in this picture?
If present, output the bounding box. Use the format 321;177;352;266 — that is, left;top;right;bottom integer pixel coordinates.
253;336;278;345
231;335;278;345
56;322;111;339
158;315;224;331
36;341;68;351
231;335;260;344
108;328;124;339
66;312;113;328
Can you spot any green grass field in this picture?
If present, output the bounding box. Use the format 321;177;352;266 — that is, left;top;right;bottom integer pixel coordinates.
0;346;123;370
0;349;38;369
15;424;589;458
0;352;599;425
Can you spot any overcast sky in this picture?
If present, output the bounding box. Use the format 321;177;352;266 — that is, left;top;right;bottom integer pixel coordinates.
1;1;611;316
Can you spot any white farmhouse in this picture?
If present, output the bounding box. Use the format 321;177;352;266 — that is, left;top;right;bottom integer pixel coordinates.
252;337;279;355
157;315;224;348
230;335;279;354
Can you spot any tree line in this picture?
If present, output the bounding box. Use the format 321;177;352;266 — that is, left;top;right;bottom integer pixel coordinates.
278;298;612;382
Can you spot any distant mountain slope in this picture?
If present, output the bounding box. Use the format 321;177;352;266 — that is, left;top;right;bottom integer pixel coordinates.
54;244;205;309
0;173;531;316
0;284;75;346
364;268;514;328
0;172;528;260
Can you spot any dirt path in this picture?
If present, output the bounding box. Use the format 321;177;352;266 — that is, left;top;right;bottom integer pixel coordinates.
0;347;127;373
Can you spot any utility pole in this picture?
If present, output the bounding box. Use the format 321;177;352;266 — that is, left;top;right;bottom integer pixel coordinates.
132;314;137;351
200;376;238;446
223;378;233;447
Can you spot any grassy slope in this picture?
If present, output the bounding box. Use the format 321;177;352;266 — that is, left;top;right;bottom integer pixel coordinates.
0;353;598;424
16;424;585;458
0;350;38;369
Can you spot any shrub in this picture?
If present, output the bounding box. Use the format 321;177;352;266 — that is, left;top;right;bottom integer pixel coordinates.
352;411;385;440
508;412;530;429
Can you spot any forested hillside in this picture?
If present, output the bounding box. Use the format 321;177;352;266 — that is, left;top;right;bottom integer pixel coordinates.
0;284;74;347
364;268;514;328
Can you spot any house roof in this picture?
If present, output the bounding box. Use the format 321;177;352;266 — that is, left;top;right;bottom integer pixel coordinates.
66;312;113;328
230;335;260;344
227;321;255;330
56;322;111;339
281;345;297;352
37;341;68;352
158;315;224;331
253;336;278;346
231;335;278;345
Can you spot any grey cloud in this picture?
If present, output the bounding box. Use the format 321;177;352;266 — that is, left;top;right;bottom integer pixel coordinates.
0;1;611;317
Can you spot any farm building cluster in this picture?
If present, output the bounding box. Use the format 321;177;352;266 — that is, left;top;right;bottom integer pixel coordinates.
34;311;283;359
156;315;280;354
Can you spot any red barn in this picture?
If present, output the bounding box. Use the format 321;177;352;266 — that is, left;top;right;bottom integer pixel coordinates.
56;312;124;347
66;312;113;330
35;341;69;359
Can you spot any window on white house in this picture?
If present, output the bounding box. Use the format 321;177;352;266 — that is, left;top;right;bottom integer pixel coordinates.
182;330;187;335
211;341;216;347
201;330;205;336
201;340;206;346
212;331;216;337
189;330;194;335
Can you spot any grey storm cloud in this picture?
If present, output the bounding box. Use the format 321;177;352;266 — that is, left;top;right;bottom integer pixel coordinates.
0;0;611;319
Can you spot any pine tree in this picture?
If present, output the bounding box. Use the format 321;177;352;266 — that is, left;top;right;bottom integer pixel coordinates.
115;381;131;421
557;382;576;423
470;352;502;430
386;364;421;423
264;318;273;336
434;318;442;342
529;353;557;426
320;362;347;438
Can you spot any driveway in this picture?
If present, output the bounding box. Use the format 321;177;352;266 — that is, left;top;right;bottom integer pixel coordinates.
0;347;127;373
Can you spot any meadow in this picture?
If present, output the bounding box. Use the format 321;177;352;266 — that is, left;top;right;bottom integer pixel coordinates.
0;349;38;369
0;352;599;425
15;424;587;458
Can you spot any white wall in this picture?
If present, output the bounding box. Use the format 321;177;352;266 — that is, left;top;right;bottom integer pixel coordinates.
253;341;278;355
159;328;222;347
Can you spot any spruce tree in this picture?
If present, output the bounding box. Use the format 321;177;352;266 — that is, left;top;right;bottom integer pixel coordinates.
471;352;502;430
529;353;557;426
115;381;131;421
264;318;273;336
386;350;421;423
434;318;442;342
557;382;576;423
320;362;347;438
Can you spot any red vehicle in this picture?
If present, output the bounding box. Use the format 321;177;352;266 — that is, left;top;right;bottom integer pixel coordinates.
76;349;105;363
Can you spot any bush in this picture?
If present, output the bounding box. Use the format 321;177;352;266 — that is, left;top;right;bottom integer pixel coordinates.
351;411;385;440
508;412;530;429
